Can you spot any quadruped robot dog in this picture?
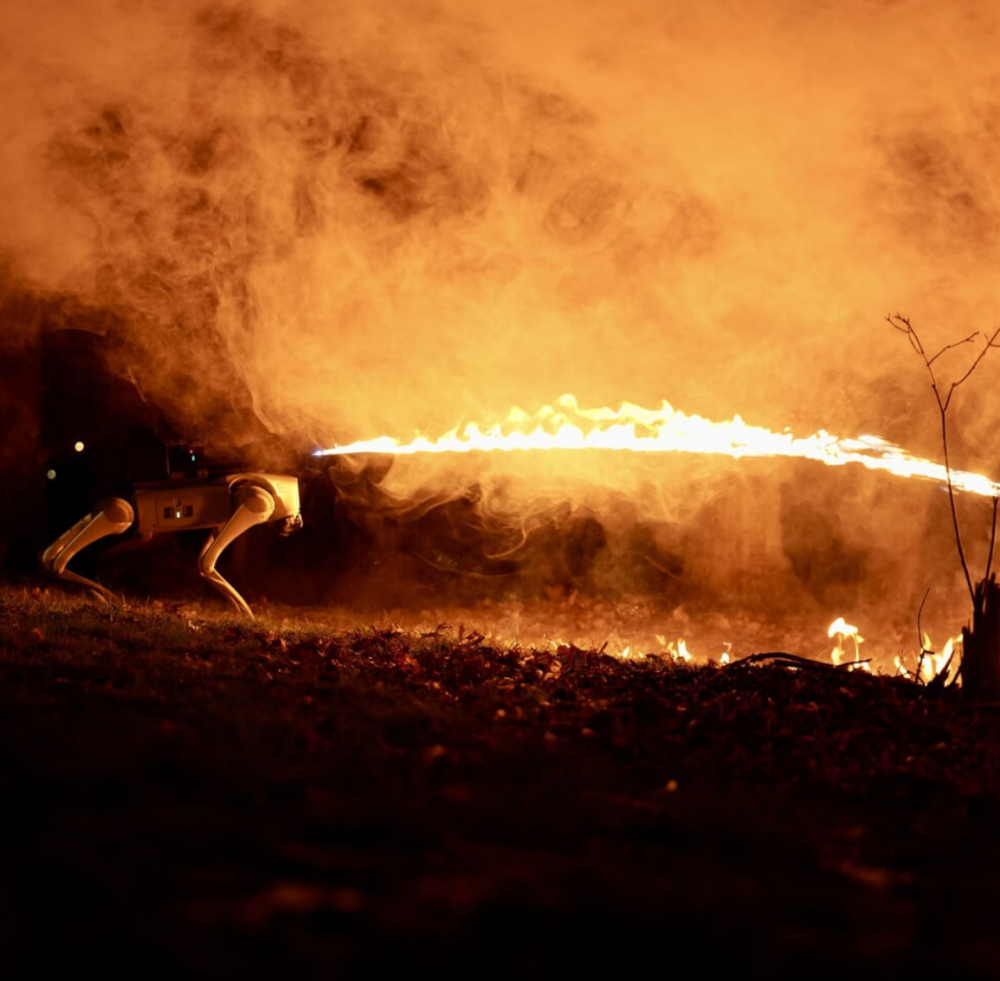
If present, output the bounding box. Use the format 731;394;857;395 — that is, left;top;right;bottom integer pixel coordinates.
42;441;302;618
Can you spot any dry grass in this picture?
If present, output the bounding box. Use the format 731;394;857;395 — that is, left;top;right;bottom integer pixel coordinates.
3;582;1000;977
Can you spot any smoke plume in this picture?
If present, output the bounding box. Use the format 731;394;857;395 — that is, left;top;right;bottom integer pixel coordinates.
3;0;1000;627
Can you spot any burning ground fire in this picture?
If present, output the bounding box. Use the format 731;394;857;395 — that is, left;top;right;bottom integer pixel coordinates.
600;616;961;683
315;394;1000;498
376;607;958;685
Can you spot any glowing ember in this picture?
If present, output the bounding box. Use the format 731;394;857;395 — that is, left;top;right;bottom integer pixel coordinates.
316;395;1000;498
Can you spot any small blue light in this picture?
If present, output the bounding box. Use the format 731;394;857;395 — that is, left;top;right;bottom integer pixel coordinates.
190;453;196;462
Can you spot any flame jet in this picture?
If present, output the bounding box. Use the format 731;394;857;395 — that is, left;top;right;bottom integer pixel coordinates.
315;394;1000;498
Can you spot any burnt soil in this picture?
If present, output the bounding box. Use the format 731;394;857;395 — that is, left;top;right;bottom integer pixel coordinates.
3;586;1000;979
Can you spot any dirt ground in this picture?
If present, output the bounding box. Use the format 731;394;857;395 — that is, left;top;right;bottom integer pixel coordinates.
3;583;1000;979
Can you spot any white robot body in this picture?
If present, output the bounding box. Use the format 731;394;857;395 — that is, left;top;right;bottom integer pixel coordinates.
133;473;300;538
42;472;303;618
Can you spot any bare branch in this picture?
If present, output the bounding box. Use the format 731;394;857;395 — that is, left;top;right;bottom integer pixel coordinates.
915;587;931;684
887;314;926;359
915;587;930;650
939;408;976;602
927;332;979;367
986;497;999;585
726;651;874;675
944;325;1000;409
888;315;945;410
890;316;1000;605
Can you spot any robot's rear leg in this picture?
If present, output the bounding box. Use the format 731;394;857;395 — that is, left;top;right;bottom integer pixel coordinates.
42;498;135;603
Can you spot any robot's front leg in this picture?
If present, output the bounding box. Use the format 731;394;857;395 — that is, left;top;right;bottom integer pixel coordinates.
42;498;135;603
198;484;275;618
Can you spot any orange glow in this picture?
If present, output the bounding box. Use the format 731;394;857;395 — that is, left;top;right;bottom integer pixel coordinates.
895;632;962;684
316;394;1000;498
4;0;999;654
670;639;693;663
828;617;870;672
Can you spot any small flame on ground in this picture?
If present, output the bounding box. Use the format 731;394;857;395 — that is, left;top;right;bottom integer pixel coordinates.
316;394;1000;498
669;639;692;662
656;635;695;663
895;633;962;684
828;617;870;672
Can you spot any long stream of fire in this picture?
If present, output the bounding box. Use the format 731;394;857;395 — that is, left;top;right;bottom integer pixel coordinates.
316;395;1000;498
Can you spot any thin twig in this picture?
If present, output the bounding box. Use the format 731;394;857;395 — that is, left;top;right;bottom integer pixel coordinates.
915;587;931;684
927;332;979;367
887;314;1000;604
944;326;1000;409
986;497;999;584
939;407;975;601
915;587;930;649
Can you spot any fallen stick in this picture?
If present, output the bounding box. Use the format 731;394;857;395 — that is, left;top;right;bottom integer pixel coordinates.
725;651;902;680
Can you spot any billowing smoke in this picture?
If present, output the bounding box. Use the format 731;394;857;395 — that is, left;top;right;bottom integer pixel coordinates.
2;0;999;631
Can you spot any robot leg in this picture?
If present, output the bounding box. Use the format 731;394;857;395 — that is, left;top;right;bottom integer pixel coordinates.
198;484;275;618
42;498;135;603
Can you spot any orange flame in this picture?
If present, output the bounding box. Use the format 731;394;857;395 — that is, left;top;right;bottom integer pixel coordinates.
828;616;870;672
895;632;962;684
316;394;1000;497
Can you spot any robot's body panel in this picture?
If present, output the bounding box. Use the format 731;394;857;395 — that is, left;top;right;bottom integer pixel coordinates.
43;472;302;617
134;483;232;537
130;473;300;538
